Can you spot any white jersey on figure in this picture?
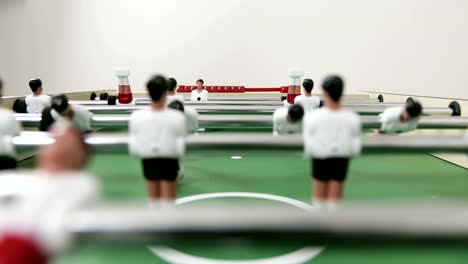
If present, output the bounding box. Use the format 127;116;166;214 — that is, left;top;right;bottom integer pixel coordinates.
379;107;419;134
25;95;51;114
304;108;361;159
273;108;302;135
165;95;199;133
190;90;208;102
167;94;185;104
0;108;22;158
184;106;199;133
294;95;321;112
51;104;92;133
129;108;186;158
0;171;99;255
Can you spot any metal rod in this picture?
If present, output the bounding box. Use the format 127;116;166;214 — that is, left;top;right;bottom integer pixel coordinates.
60;203;468;243
13;132;468;154
14;114;468;129
77;105;456;116
70;100;400;107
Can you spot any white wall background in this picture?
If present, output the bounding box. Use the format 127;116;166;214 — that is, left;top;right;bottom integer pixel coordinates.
1;0;467;99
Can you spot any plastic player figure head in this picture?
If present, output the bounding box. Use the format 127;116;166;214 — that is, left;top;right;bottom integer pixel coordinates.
29;78;43;96
400;102;422;123
37;127;89;173
287;104;304;124
302;79;314;96
167;78;177;95
167;100;185;113
196;79;204;91
321;75;344;109
147;75;169;109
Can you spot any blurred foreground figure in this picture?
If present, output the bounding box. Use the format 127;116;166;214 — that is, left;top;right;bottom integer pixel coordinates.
0;126;99;264
129;75;185;207
303;75;361;210
0;78;22;171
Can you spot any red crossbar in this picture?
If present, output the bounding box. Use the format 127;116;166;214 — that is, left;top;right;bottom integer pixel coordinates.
244;88;282;92
177;86;288;93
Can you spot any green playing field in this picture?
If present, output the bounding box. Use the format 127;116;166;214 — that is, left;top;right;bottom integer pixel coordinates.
18;143;468;263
